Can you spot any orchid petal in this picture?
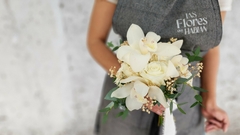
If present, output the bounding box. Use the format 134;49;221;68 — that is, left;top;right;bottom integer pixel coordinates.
139;41;149;54
148;86;168;108
181;70;192;79
172;40;183;49
127;24;144;50
157;43;181;57
180;65;188;73
133;81;149;97
166;61;179;77
111;83;133;98
181;57;189;65
146;32;161;42
116;46;132;63
126;96;143;111
129;52;151;72
171;55;182;66
187;78;193;87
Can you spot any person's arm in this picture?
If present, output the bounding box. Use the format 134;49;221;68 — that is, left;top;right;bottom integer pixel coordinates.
201;11;229;133
201;46;219;109
88;0;166;116
87;0;120;74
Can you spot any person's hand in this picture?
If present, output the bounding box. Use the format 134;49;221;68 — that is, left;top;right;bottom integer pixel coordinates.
143;97;165;115
151;104;165;115
202;106;229;133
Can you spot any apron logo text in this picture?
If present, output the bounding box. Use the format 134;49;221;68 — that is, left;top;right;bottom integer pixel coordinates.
176;12;208;35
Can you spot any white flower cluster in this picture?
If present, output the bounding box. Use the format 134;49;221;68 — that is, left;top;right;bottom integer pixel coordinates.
111;24;192;111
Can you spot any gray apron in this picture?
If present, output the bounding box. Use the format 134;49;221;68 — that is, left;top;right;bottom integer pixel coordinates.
95;0;222;135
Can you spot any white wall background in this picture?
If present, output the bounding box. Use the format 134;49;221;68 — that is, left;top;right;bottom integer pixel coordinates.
0;0;239;135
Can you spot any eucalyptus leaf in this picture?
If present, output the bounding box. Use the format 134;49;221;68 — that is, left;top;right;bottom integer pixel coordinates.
177;105;186;114
104;87;118;101
99;107;111;113
178;102;188;106
194;47;201;56
188;56;203;63
119;98;126;104
117;111;124;117
122;109;129;119
112;46;119;52
119;39;123;44
179;83;186;94
158;115;164;126
166;93;178;99
193;87;207;92
107;42;114;47
102;113;109;123
194;95;203;102
185;53;190;57
160;85;166;92
173;93;181;99
170;101;173;114
190;102;199;108
113;101;119;109
176;78;188;84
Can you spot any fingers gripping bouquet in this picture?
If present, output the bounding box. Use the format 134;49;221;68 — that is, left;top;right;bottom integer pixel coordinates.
100;24;205;134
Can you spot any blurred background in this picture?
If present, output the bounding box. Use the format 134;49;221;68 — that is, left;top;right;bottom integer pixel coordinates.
0;0;239;135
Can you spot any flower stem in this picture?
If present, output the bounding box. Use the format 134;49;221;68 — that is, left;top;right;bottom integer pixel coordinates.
158;115;164;126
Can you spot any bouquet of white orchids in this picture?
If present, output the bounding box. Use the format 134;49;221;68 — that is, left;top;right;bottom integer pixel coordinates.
100;24;206;127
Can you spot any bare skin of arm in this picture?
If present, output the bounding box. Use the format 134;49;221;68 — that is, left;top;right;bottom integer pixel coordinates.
87;0;120;74
201;11;229;133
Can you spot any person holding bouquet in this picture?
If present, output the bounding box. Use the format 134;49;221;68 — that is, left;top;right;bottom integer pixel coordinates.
87;0;232;135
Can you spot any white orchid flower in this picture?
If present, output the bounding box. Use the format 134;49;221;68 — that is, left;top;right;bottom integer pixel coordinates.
171;55;189;66
148;86;168;108
117;24;161;72
171;55;193;86
155;40;183;60
111;80;149;111
172;40;183;49
179;65;193;86
166;60;180;78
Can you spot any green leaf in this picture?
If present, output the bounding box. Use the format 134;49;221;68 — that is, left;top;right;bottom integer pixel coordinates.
178;102;188;106
190;101;199;108
99;102;114;113
122;109;129;119
104;87;118;101
170;101;173;114
119;39;123;44
106;101;115;108
176;78;188;84
173;93;181;99
194;95;203;102
119;98;126;104
160;85;166;92
188;56;203;63
99;107;111;113
102;113;108;123
116;111;124;117
113;101;119;109
194;47;201;56
185;53;190;57
177;105;186;114
158;115;164;126
193;87;207;92
107;42;114;47
112;46;119;52
179;83;186;94
166;93;178;99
